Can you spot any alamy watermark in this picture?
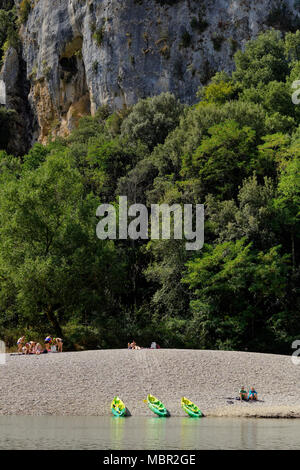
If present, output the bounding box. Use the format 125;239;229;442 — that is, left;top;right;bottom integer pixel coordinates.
96;196;204;251
292;80;300;105
0;340;6;365
291;340;300;365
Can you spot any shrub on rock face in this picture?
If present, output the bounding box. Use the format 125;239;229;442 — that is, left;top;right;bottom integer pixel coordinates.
19;0;32;25
93;26;105;47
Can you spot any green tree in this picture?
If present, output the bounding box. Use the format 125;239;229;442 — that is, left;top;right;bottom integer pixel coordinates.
233;30;288;88
183;240;290;351
0;152;127;343
275;156;300;269
182;120;256;199
121;92;184;150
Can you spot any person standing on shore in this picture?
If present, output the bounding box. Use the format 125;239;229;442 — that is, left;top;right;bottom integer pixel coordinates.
44;336;52;351
55;337;63;352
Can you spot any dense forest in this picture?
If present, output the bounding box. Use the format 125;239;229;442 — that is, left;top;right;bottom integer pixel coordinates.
0;20;299;352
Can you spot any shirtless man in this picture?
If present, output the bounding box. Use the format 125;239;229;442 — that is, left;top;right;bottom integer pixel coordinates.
55;337;63;352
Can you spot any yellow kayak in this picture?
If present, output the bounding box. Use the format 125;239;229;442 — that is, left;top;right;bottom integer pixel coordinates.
145;394;168;417
181;397;203;417
111;396;127;417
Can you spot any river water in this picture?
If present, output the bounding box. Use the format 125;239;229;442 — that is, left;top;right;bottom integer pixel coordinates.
0;416;299;449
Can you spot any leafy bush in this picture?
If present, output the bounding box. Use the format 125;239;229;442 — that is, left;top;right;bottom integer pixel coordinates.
93;25;105;47
121;92;183;150
19;0;31;25
62;322;100;350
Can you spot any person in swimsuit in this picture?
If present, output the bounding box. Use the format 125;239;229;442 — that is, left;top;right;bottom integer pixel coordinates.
248;387;257;401
44;336;52;351
17;336;25;353
55;337;63;352
29;341;38;354
35;343;43;354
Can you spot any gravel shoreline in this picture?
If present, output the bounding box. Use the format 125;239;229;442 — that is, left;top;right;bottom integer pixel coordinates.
0;349;299;417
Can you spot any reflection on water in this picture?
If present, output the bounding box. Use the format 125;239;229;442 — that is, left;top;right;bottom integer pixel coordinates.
0;415;299;450
110;416;125;450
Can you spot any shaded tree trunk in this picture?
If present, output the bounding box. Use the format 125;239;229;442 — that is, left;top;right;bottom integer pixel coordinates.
45;306;63;338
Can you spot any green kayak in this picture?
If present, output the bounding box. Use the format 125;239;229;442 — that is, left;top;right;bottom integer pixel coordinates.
111;396;127;417
181;397;203;417
145;394;168;417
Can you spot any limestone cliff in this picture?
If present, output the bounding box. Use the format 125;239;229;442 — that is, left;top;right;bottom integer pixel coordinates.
2;0;300;146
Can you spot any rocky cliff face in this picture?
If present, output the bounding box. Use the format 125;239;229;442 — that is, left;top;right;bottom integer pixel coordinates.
2;0;300;146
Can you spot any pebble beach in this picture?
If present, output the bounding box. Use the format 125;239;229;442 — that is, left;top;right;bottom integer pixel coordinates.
1;349;299;418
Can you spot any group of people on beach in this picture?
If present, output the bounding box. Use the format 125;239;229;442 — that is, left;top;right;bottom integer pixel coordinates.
17;335;63;354
239;386;257;401
128;340;141;350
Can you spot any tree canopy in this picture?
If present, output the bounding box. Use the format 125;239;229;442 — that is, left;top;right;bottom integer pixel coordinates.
0;30;299;353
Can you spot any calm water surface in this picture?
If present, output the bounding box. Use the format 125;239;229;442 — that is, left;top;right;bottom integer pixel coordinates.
0;416;299;450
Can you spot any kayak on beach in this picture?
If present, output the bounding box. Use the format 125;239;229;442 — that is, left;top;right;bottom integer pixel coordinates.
181;397;203;417
145;394;169;417
111;396;127;417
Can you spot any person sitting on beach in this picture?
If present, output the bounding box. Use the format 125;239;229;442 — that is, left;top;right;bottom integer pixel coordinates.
23;343;31;355
248;387;257;401
17;336;25;353
130;340;141;350
55;337;63;352
239;386;248;401
35;343;43;355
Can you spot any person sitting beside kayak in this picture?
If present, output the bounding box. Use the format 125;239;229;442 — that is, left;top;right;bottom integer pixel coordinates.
248;387;257;401
239;387;248;401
